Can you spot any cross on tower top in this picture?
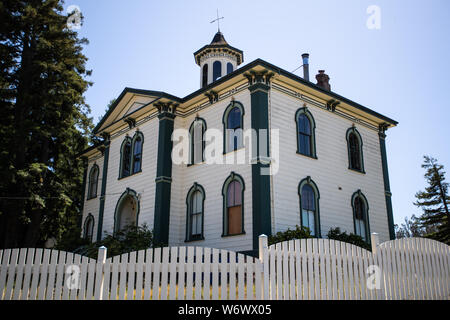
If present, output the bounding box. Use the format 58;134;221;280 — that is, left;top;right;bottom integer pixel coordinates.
210;9;224;32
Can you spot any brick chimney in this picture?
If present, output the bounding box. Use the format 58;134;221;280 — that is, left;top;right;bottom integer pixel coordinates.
316;70;331;91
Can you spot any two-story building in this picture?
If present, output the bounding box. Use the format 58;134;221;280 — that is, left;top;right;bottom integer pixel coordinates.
79;31;398;254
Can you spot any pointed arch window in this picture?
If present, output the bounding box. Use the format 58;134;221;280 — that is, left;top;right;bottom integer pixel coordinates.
213;61;222;81
202;64;208;88
223;101;244;153
114;188;140;233
132;131;144;174
298;177;321;237
222;172;245;236
346;127;365;173
352;191;370;242
189;117;206;165
87;164;99;200
295;107;317;158
185;183;205;241
119;137;132;178
83;214;95;242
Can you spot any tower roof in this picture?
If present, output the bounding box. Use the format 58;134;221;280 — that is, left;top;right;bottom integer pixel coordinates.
193;32;244;66
210;31;228;45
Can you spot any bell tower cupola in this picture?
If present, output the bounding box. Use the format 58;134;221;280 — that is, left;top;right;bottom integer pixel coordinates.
194;31;244;88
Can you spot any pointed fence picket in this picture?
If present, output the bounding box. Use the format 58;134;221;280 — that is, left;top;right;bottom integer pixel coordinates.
0;234;449;300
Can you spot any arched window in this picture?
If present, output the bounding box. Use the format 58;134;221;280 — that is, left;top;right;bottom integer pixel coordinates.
222;172;245;236
119;137;132;178
346;127;364;172
298;177;321;237
83;214;95;242
189;117;206;165
87;164;99;199
185;183;205;241
132;132;144;174
213;61;222;81
114;188;140;233
227;62;233;75
223;101;244;153
202;64;208;88
295;107;316;158
352;191;370;242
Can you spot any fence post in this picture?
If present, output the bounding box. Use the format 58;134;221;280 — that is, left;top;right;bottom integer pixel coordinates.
371;233;380;255
95;246;107;300
259;234;269;300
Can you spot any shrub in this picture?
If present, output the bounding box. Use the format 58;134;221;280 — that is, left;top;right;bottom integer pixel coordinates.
73;223;155;258
268;225;313;245
326;227;371;251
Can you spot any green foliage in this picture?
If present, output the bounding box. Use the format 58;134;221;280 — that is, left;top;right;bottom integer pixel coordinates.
71;224;155;259
268;225;313;245
394;214;428;239
0;0;93;248
326;227;371;250
414;156;450;244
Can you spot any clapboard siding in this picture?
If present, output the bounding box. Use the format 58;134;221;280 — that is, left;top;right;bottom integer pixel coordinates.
100;116;159;235
270;88;390;242
170;90;253;251
82;157;103;240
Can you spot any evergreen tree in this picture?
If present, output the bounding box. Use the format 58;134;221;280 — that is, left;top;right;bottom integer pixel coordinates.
414;156;450;244
0;0;93;248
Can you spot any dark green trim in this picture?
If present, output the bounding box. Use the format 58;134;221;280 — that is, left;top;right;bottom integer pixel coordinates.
295;107;317;159
153;108;176;246
298;177;321;237
83;213;95;242
222;101;245;154
185;183;206;242
249;83;272;251
379;129;395;240
188;117;207;165
351;190;371;244
96;139;110;242
113;188;141;233
78;157;88;229
221;172;246;237
346;127;366;174
86;163;99;200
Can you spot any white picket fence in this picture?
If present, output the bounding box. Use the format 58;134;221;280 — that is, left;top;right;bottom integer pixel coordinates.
0;234;449;300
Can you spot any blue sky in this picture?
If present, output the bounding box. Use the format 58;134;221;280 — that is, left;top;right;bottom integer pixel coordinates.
68;0;450;227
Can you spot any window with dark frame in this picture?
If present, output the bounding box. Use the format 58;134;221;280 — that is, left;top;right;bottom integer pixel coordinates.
298;113;312;156
226;107;242;152
132;136;142;174
349;132;361;171
226;180;242;235
354;196;367;241
301;184;316;236
121;140;132;178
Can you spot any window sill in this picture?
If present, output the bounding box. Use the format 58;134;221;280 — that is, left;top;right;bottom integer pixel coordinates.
221;231;246;238
118;170;143;180
86;196;97;201
184;236;205;243
187;161;205;167
223;147;245;155
296;152;318;160
348;167;366;175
